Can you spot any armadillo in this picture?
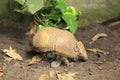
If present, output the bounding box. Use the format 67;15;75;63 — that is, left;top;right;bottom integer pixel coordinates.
32;27;88;61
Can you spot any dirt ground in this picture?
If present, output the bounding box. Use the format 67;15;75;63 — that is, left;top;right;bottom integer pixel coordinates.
0;21;120;80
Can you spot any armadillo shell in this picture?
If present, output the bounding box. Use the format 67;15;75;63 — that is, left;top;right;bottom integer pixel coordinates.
32;27;78;58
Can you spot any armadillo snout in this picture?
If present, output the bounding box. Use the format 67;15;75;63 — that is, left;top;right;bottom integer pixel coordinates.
76;41;88;61
78;55;88;61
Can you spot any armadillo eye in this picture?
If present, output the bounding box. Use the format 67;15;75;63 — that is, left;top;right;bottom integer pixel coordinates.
78;53;82;58
74;45;80;53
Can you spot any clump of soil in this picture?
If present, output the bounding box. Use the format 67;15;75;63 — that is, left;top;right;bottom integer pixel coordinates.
0;22;120;80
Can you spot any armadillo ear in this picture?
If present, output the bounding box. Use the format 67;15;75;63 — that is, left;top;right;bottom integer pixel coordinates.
77;41;88;60
77;41;85;49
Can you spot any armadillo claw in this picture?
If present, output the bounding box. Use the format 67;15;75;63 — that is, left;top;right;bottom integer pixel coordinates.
61;57;71;67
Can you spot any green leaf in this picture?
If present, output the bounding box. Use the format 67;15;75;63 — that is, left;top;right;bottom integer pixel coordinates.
15;0;26;5
15;0;44;14
56;0;67;13
62;12;78;33
14;4;30;15
49;14;61;21
36;25;44;32
26;0;44;14
66;6;77;16
66;6;82;16
48;9;62;21
14;9;28;14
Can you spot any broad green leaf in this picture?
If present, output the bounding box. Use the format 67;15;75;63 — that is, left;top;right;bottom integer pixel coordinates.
26;0;43;14
15;0;26;5
56;0;67;13
62;12;78;33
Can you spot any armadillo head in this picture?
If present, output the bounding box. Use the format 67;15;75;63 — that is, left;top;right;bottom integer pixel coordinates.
75;41;88;61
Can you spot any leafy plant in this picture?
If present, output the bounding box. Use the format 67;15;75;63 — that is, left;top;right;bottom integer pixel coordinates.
14;0;81;33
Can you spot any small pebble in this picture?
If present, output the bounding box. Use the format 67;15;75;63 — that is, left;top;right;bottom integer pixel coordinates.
51;61;61;68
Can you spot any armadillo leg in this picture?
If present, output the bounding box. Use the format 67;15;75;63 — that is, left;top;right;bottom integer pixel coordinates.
52;55;69;66
61;57;70;67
